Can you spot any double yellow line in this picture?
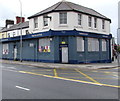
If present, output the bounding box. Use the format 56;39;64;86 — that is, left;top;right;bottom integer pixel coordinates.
19;70;120;88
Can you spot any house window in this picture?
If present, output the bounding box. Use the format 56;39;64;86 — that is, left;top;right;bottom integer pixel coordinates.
102;39;106;51
77;37;84;52
8;33;10;38
2;34;4;38
94;18;97;28
43;15;48;26
59;12;67;24
39;38;50;52
88;16;92;27
102;20;105;29
13;32;15;37
26;30;29;35
88;38;99;51
78;14;82;25
34;17;38;28
2;44;9;55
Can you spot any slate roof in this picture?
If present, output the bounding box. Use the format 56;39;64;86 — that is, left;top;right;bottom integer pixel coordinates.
0;21;29;32
28;0;111;22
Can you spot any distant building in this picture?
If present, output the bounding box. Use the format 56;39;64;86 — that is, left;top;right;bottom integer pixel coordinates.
0;0;112;63
118;1;120;45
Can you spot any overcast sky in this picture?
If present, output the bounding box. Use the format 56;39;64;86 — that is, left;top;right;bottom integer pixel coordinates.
0;0;119;39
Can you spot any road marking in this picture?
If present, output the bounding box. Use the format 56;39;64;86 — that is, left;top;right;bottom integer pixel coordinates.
113;75;118;77
15;86;30;91
2;68;18;72
7;67;16;69
18;70;120;88
91;71;98;72
53;68;58;77
75;69;100;84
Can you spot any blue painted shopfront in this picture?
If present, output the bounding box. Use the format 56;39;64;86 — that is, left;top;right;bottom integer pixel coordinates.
1;29;112;64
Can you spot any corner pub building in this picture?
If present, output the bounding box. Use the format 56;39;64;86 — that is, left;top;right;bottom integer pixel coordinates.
0;0;112;64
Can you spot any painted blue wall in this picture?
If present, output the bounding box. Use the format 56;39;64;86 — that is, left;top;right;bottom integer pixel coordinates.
1;30;112;64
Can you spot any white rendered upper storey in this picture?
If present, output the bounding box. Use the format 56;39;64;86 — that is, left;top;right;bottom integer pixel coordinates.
118;1;120;45
28;0;111;35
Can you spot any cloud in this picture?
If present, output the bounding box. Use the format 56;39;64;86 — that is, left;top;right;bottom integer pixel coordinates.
0;0;119;40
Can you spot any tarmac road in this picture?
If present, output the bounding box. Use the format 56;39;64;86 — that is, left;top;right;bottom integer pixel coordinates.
2;63;119;99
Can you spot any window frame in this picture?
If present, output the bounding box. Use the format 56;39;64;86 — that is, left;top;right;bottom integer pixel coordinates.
2;44;9;55
88;38;99;52
34;17;38;29
43;15;48;27
39;38;51;53
77;37;84;52
88;16;92;28
59;12;67;24
94;17;97;28
2;34;4;38
102;39;107;51
78;13;82;26
102;20;105;29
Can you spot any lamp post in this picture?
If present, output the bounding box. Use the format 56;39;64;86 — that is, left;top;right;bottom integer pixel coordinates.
19;0;22;62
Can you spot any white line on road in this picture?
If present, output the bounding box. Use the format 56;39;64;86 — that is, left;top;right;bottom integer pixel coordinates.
7;67;16;69
15;86;30;91
2;69;18;72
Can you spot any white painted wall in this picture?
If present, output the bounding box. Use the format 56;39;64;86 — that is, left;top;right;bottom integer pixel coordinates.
7;28;29;38
29;11;111;35
118;1;120;45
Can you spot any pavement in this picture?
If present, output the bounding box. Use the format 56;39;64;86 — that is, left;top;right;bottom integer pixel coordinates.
0;59;119;69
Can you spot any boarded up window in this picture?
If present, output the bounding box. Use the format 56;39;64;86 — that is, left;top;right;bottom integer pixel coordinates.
102;39;106;51
88;38;99;51
3;44;9;54
77;37;84;52
39;38;50;52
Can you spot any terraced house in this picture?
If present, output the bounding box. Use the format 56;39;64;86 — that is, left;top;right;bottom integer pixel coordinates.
0;0;112;64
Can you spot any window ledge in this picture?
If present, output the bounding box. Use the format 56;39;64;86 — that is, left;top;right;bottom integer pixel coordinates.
102;29;106;32
94;28;98;31
33;28;39;31
42;26;49;30
88;27;93;30
59;24;68;27
74;26;83;29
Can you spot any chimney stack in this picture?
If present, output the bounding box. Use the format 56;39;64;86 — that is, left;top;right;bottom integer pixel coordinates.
5;20;14;28
16;16;25;24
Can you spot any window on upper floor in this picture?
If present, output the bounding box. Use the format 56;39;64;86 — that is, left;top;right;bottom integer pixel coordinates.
59;12;67;24
102;20;105;29
8;33;10;38
34;17;38;28
2;34;4;38
94;18;97;28
88;16;92;28
13;32;15;37
78;14;82;26
26;30;29;35
43;15;48;26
